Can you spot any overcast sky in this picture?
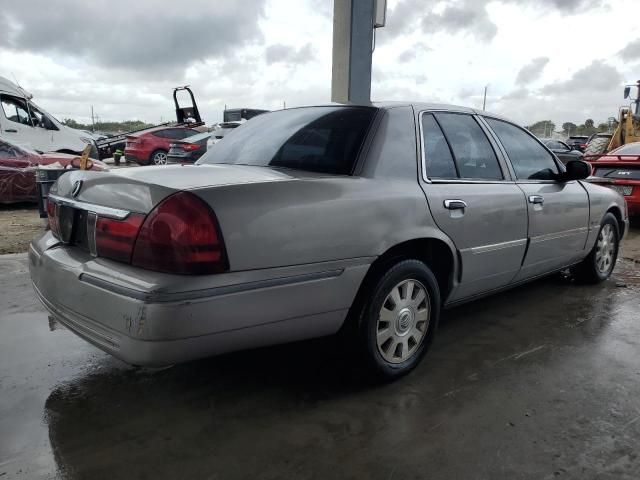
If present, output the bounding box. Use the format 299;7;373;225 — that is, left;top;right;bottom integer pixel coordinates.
1;0;638;128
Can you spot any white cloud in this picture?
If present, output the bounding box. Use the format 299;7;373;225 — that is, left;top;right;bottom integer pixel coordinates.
0;0;636;129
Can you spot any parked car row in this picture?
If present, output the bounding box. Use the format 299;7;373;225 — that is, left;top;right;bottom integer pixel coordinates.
31;103;628;381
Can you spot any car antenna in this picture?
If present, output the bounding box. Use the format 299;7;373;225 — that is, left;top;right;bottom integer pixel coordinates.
10;72;35;126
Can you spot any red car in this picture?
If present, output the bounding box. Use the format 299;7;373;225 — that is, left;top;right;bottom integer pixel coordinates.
0;138;107;203
586;142;640;217
124;126;201;165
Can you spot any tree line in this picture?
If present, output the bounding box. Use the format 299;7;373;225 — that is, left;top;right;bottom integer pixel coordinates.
61;118;154;134
526;118;618;138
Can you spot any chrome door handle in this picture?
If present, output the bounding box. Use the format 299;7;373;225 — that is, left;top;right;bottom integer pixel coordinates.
528;195;544;205
444;199;467;210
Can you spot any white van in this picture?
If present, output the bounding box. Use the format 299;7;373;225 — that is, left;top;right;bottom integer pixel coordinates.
0;76;98;158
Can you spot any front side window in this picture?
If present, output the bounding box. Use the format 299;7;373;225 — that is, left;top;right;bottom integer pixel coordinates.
198;106;377;175
434;113;503;180
421;113;457;179
486;118;559;180
1;95;31;126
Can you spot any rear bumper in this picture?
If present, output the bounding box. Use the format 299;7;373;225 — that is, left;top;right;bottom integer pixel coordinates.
167;152;197;163
29;232;370;366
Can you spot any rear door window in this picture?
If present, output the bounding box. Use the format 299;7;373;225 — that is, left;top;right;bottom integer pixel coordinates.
421;113;457;179
485;118;559;180
434;113;503;180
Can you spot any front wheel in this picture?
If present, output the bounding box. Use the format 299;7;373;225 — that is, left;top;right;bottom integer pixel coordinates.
357;259;440;381
572;213;619;283
150;150;168;165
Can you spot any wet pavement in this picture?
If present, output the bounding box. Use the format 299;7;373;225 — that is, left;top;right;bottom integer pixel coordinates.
1;228;640;479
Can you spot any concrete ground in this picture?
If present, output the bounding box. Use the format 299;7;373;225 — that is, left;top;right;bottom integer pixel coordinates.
1;227;639;479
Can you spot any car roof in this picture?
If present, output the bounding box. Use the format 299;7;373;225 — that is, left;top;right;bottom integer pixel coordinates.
129;125;194;137
275;101;516;123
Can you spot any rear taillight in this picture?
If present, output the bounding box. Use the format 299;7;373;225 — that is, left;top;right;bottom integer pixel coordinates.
131;192;228;274
95;214;145;263
181;143;200;152
46;198;59;237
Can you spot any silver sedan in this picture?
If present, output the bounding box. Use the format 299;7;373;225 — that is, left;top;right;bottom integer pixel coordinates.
29;104;628;380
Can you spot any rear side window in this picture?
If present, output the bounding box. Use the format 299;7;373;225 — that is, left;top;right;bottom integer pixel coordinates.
485;118;559;180
198;106;376;175
154;129;186;139
421;113;457;179
434;113;502;180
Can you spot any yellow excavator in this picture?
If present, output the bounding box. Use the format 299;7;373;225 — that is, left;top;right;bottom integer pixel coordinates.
585;80;640;155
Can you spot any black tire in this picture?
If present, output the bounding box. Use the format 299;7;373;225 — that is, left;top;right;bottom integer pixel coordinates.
584;136;609;156
356;259;440;381
572;213;619;283
150;149;168;165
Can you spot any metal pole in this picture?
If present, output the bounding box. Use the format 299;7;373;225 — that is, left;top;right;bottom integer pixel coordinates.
91;105;95;132
482;85;487;110
331;0;375;104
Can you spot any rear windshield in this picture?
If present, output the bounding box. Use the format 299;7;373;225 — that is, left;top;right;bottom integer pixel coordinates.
612;143;640;155
197;106;377;174
183;131;213;143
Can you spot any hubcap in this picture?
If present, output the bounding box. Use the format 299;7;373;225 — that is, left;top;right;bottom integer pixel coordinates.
153;152;167;165
595;224;616;275
376;279;430;364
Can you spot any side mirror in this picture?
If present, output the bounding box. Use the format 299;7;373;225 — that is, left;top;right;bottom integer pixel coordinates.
563;160;591;181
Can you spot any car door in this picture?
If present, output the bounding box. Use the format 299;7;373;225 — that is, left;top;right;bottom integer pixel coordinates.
419;111;528;302
483;118;589;280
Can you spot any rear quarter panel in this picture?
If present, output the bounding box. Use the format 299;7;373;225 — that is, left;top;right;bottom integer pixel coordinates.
581;180;628;245
193;176;449;271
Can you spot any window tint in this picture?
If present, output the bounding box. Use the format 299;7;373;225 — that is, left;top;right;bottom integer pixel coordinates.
486;118;559;180
154;129;184;139
434;113;502;180
198;106;376;175
421;113;457;178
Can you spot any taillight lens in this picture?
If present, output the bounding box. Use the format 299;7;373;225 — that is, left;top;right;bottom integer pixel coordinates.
131;192;228;274
181;143;200;152
46;198;60;237
95;214;145;263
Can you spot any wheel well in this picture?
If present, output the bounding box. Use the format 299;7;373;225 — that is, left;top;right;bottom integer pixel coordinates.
344;238;455;332
607;206;624;237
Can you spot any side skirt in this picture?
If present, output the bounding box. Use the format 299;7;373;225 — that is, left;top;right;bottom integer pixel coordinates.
443;261;582;309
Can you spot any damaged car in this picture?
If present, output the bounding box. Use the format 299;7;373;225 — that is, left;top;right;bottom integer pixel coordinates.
29;104;627;380
0;138;106;204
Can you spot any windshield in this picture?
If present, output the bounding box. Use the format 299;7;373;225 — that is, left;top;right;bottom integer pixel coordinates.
612;143;640;155
197;106;377;175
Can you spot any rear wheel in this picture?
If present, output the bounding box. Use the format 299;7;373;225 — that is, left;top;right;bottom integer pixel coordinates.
150;150;168;165
584;137;609;156
572;213;619;283
357;259;440;381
